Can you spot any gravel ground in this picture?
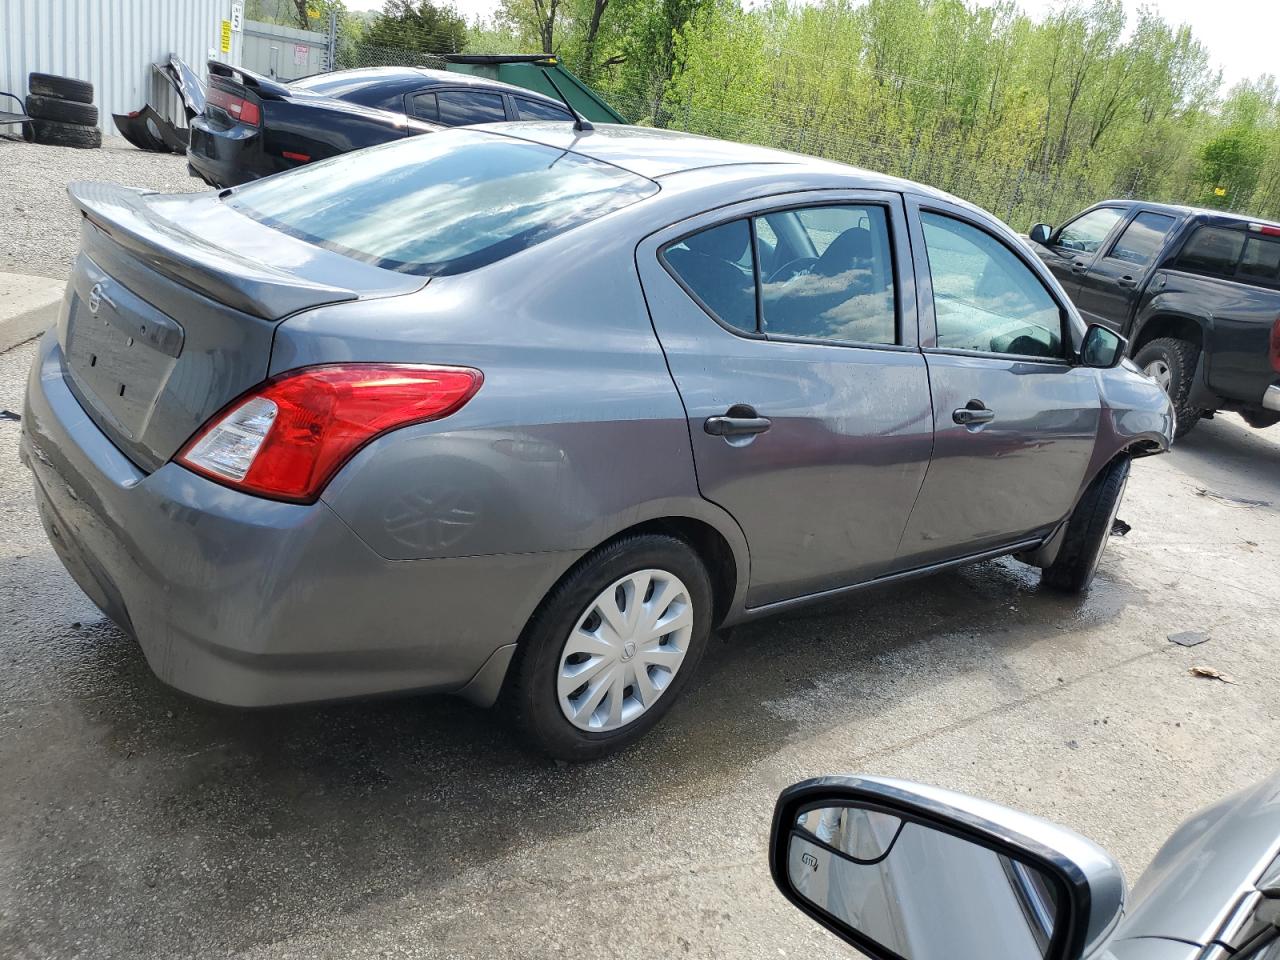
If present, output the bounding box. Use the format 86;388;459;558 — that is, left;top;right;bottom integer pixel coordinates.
0;136;205;280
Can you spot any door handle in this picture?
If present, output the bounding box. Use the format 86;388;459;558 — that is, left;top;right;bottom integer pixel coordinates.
953;403;996;426
1071;260;1089;273
705;405;772;438
1116;275;1137;286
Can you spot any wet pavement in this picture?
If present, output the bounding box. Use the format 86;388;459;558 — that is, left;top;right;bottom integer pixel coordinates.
2;335;1279;959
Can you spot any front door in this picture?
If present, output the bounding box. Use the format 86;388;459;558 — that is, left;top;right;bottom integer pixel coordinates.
1033;205;1127;299
1073;210;1178;333
896;196;1101;568
636;191;934;607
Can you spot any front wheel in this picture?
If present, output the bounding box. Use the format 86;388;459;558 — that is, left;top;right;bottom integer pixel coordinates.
1133;337;1201;437
507;534;714;761
1041;456;1131;593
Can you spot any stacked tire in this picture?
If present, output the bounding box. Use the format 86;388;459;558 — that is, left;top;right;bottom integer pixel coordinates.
23;73;100;149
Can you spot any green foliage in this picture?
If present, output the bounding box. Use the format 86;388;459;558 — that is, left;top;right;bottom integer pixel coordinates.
363;0;468;54
337;0;1280;224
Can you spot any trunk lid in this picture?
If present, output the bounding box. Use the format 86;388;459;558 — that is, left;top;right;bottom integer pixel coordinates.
60;181;425;471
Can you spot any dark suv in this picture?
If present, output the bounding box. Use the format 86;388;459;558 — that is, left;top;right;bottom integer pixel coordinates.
1027;200;1280;435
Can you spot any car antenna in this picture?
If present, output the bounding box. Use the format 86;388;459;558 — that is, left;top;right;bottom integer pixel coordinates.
541;67;593;133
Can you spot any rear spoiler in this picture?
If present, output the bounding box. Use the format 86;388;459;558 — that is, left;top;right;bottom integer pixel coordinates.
207;60;291;100
68;181;357;320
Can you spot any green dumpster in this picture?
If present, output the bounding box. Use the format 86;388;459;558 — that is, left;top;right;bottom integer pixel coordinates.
442;54;628;125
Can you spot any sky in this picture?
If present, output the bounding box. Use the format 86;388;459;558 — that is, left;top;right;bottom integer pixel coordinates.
342;0;1277;91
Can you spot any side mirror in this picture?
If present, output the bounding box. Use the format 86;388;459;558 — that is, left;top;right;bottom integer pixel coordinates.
770;776;1125;960
1029;223;1054;245
1080;324;1127;368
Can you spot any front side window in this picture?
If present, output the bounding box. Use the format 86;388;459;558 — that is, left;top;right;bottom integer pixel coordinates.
921;211;1064;359
515;97;574;122
757;205;896;344
1108;212;1176;266
1176;226;1245;276
1055;207;1124;254
228;129;658;276
436;89;507;125
663;220;757;333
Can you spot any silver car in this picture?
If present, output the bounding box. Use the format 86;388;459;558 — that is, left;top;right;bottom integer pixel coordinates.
20;124;1173;759
771;773;1280;960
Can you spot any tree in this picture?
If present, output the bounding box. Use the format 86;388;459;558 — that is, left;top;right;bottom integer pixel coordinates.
363;0;468;54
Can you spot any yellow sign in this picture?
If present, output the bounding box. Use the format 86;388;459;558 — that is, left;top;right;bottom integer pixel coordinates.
220;19;232;53
307;3;320;17
1214;186;1227;197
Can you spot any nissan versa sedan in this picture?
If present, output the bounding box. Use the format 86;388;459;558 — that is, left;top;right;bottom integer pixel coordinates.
20;124;1173;760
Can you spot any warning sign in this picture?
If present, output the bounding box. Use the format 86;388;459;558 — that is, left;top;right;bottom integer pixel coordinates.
220;19;232;54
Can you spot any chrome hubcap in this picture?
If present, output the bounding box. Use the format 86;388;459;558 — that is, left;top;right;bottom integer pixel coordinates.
1144;359;1173;392
557;569;694;732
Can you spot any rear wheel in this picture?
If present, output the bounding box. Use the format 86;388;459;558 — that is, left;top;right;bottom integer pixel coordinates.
1041;456;1130;593
1134;337;1201;437
507;534;713;761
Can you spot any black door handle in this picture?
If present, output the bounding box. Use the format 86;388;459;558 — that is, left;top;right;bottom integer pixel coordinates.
1116;275;1137;286
705;405;772;438
1071;260;1089;273
953;403;996;426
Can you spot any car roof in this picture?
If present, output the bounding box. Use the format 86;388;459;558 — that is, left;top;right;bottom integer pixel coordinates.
1095;198;1280;230
291;66;561;104
482;122;960;197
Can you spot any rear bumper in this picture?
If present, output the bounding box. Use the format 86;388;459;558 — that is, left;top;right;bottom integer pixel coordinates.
21;333;574;708
186;117;275;189
1264;384;1280;413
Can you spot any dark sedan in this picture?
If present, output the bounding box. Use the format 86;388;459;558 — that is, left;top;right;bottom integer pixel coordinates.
187;63;578;188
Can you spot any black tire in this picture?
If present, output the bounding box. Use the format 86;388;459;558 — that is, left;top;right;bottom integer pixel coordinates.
1241;409;1280;429
507;534;714;761
28;72;94;104
1041;456;1131;593
1133;337;1202;437
24;118;101;149
25;94;98;126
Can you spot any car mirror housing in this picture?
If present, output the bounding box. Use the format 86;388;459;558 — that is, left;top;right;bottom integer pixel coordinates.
769;776;1126;960
1080;324;1127;369
1029;223;1054;244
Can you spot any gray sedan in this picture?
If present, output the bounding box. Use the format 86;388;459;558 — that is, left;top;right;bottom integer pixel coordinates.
20;124;1173;759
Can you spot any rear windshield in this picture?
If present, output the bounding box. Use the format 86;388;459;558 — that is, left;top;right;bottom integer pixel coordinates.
227;130;657;276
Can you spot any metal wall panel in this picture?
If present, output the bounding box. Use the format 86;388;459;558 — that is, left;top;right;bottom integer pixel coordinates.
240;19;327;81
1;0;241;134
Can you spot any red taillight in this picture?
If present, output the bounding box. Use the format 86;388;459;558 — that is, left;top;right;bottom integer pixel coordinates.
176;364;483;503
281;150;311;162
207;86;261;126
1271;316;1280;373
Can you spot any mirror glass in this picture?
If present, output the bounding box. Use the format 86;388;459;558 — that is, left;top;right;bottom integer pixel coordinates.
787;804;1061;960
1028;223;1053;244
1081;324;1124;368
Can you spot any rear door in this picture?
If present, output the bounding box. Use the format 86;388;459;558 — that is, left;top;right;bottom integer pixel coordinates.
636;190;934;607
896;195;1100;568
1034;206;1127;298
1073;210;1179;332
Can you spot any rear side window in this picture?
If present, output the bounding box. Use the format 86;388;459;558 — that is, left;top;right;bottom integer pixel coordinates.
662;203;898;345
663;220;757;333
1176;227;1245;275
227;129;657;276
436;90;506;125
921;212;1063;359
1108;212;1176;266
410;92;438;121
515;97;574;122
758;205;896;344
1055;207;1123;253
1238;236;1280;284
